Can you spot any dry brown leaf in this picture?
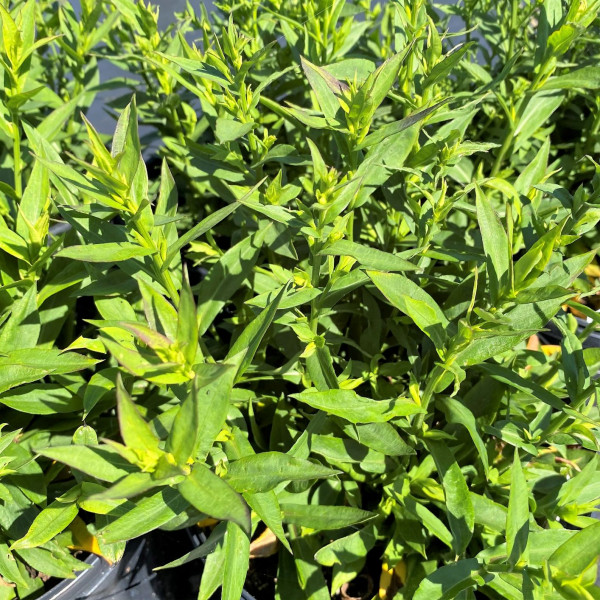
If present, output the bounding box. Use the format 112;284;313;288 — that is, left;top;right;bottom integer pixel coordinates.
526;335;540;351
249;527;278;559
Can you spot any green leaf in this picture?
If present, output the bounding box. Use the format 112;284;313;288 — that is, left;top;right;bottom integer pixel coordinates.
244;491;291;553
557;454;599;507
196;235;261;336
425;42;474;86
556;319;590;403
11;501;78;550
176;268;198;366
224;452;339;493
440;397;489;476
514;138;550;195
112;97;141;185
0;284;39;352
514;223;564;291
226;284;287;379
281;504;375;531
314;525;377;566
16;546;89;580
478;363;564;410
542;65;600;90
475;184;510;303
368;271;449;349
0;384;82;414
514;91;563;148
99;488;189;543
413;559;482;600
166;378;200;467
506;450;529;566
319;240;417;272
362;48;409;115
222;522;250;600
403;495;454;550
177;462;250;533
116;376;161;457
162;202;240;272
427;440;474;555
356;99;450;150
37;445;134;483
154;526;225;571
292;389;423;423
195;363;237;459
215;118;255;144
340;422;415;456
310;435;387;472
55;243;155;262
548;520;600;578
301;56;345;122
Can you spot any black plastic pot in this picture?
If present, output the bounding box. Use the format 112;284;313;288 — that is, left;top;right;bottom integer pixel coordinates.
37;529;200;600
540;315;600;349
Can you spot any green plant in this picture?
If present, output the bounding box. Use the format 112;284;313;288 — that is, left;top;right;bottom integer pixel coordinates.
1;0;600;599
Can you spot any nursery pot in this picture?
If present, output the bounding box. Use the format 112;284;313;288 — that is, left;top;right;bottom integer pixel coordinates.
540;315;600;349
37;539;145;600
37;528;199;600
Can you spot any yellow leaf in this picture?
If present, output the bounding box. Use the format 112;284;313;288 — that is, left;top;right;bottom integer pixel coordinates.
379;563;394;599
197;518;219;528
394;560;407;585
541;345;561;356
67;517;107;563
585;263;600;279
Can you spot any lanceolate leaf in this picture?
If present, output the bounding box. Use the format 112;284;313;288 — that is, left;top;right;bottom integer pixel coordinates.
281;504;375;531
548;520;600;578
319;240;417;272
55;243;155;262
99;488;190;543
475;184;510;303
226;283;287;379
116;376;161;457
11;501;78;550
38;445;135;483
506;450;529;566
222;522;250;600
292;389;423;423
427;441;474;555
178;462;251;533
224;452;339;493
368;271;450;349
413;559;482;600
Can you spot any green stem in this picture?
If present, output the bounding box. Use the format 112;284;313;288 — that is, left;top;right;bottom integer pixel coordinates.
11;111;22;198
309;241;323;333
413;364;446;431
491;125;514;176
129;213;180;305
506;0;518;61
170;106;186;145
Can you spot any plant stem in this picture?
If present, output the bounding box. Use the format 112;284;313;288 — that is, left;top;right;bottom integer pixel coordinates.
128;210;180;305
309;241;323;333
11;112;22;198
413;364;446;431
506;0;518;62
491;125;514;176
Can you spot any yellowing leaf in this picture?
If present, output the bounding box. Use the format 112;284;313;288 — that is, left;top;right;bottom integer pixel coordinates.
67;517;107;564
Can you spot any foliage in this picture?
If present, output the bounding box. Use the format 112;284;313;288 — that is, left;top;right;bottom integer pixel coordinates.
0;0;599;599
